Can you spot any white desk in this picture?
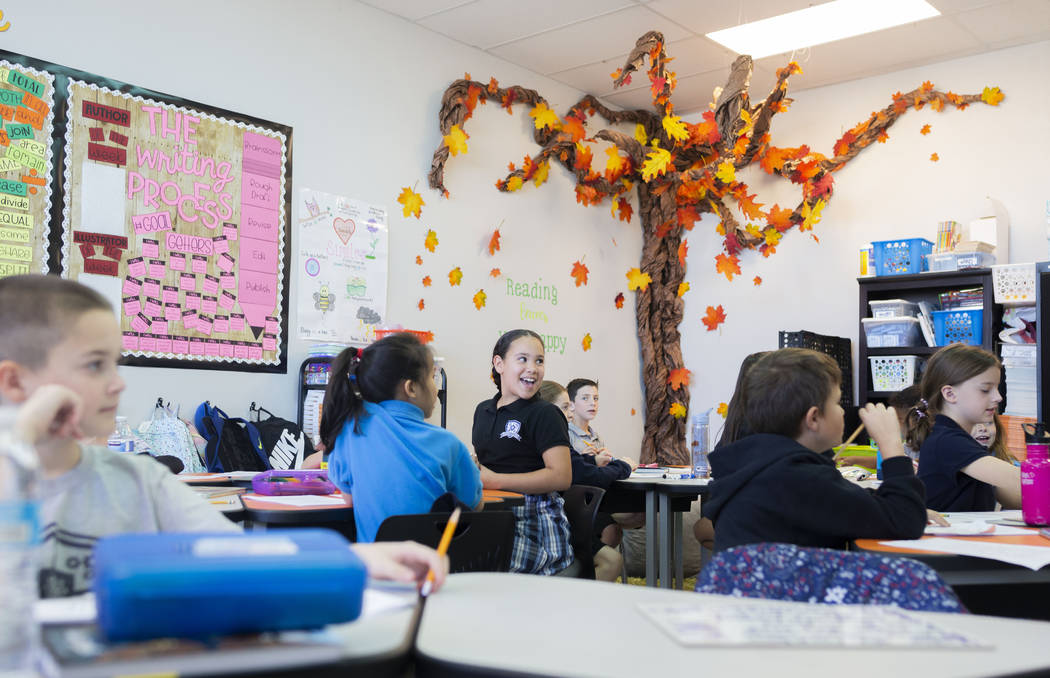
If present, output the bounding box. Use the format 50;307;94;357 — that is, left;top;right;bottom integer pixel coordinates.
416;572;1050;678
612;476;709;588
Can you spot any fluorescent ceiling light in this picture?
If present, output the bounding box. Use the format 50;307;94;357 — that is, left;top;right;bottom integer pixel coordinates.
706;0;940;59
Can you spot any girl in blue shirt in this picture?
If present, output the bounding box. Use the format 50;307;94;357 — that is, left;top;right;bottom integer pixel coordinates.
321;332;483;542
905;344;1021;512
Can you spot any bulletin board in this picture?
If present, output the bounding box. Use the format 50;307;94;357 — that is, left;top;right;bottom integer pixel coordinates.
0;49;293;373
0;58;55;277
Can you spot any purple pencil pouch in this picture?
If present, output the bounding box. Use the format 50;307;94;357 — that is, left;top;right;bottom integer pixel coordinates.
251;469;337;496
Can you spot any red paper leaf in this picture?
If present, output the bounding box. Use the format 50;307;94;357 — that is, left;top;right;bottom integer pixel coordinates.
702;304;727;331
614;292;625;309
488;229;501;255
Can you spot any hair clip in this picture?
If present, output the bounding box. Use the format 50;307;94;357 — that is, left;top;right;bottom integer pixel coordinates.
918;398;929;409
915;410;925;419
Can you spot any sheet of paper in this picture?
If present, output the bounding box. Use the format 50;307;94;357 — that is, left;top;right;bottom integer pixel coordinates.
34;593;96;624
880;537;1050;570
79;161;126;236
224;471;262;480
638;599;988;648
245;493;346;507
360;587;417;618
925;521;1034;537
943;510;1023;523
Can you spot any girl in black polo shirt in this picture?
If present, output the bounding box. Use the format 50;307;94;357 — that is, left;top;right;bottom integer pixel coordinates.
905;344;1021;512
472;329;574;575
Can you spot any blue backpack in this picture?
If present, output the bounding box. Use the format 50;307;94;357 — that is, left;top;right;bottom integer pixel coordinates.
194;402;269;472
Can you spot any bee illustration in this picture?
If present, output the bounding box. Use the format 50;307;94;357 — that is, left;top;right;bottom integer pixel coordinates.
313;284;335;314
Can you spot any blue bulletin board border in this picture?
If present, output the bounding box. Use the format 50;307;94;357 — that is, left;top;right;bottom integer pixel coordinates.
0;49;293;375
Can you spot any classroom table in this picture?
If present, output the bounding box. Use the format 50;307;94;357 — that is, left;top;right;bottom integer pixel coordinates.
176;472;234;487
240;492;356;535
35;585;420;677
414;572;1050;678
607;475;709;589
481;489;525;510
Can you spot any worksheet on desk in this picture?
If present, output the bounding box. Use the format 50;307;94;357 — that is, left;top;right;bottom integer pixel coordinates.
638;600;989;649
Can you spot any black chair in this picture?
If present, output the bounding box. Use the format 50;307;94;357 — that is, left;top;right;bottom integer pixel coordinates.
561;485;606;580
374;511;515;573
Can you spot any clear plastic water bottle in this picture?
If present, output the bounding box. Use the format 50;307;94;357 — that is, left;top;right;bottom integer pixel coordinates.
107;415;134;453
691;412;710;479
0;407;40;675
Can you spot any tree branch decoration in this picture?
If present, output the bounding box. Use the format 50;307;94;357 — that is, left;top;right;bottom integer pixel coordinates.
428;31;1003;465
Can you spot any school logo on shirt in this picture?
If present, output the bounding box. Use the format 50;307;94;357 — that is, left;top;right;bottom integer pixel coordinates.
500;420;522;441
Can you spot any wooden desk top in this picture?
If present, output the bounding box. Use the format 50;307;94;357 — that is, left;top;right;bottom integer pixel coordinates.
856;532;1049;555
241;492;353;511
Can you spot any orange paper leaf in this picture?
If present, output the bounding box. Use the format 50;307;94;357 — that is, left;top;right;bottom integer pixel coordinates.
714;253;741;281
397;186;425;219
677;240;688;266
571;260;589;287
424;230;438;253
582;333;593;351
415;255;423;265
448;267;463;286
920;124;931;136
930;152;939;162
753;276;762;286
422;275;432;287
668;367;691;391
614;292;625;309
490;268;501;278
418;299;425;311
488;229;501;255
702;304;727;331
472;289;487;310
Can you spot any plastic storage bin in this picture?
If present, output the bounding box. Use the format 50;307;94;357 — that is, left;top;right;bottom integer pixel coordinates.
871;238;933;276
926;251;996;272
869;355;923;391
992;263;1037;305
868;299;918;319
93;530;366;641
932;308;983;345
861;317;922;347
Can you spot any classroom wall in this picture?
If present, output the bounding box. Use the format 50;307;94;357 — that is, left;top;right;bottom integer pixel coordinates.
7;3;1048;453
680;39;1050;436
5;0;644;451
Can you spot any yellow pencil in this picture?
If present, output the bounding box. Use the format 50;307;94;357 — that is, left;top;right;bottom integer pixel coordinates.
421;506;460;597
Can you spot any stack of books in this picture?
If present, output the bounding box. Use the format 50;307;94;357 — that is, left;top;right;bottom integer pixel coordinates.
1001;344;1038;418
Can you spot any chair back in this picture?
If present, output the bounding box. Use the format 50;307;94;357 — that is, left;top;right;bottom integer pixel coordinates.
374;511;515;573
696;542;965;613
561;485;606;579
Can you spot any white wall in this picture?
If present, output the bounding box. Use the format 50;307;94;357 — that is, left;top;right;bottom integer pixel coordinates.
5;0;643;452
681;40;1050;435
6;3;1048;453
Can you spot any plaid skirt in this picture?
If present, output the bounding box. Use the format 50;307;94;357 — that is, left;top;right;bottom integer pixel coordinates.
509;492;574;575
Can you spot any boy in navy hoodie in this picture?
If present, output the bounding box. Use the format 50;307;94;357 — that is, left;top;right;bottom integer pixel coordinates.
702;348;927;552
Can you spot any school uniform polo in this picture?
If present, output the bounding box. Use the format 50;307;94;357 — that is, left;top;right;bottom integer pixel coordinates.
328;400;483;543
472;394;574;575
918;414;996;512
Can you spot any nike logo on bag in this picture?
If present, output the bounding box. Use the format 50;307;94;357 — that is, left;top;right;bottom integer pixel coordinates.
269;429;305;470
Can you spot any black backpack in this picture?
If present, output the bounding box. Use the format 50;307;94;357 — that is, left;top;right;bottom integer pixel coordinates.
194;402;270;473
251;406;316;470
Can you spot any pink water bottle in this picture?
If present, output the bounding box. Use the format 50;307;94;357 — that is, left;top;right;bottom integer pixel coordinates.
1021;423;1050;526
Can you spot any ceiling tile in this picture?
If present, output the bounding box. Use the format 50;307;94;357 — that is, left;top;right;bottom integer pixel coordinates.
418;0;636;49
927;0;1009;14
549;52;637;96
646;0;824;35
488;5;694;76
754;16;983;89
660;36;739;76
357;0;474;22
952;0;1050;44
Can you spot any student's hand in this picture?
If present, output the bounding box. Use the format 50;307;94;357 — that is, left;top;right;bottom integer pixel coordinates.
595;450;613;467
351;541;450;592
478;463;501;490
926;510;950;527
15;384;83;445
856;403;906;459
620;456;638;471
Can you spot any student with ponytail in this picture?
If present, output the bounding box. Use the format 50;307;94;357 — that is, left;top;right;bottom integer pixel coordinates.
321;332;482;542
906;343;1021;512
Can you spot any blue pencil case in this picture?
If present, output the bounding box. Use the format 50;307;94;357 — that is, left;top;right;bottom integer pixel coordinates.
93;529;366;642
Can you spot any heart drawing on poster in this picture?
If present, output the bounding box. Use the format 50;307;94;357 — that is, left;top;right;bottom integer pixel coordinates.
333;218;355;245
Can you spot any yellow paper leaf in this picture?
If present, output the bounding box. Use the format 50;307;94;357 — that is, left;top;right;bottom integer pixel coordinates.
533;161;550;186
448;266;463;286
424;230;439;252
641;146;672;182
634;123;648;145
669;402;687;419
677;282;689;297
397;187;424;219
582;333;593;351
981;86;1004;106
662;114;689;142
626;267;652;291
444;124;469;156
506;176;524;192
800;199;826;231
529;102;561;130
716;402;728;417
715;160;735;184
605;146;627;177
472;289;487;309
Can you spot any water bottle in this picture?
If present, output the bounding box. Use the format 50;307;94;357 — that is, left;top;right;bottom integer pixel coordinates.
691;412;710;479
1021;423;1050;526
0;407;40;675
107;415;134;453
